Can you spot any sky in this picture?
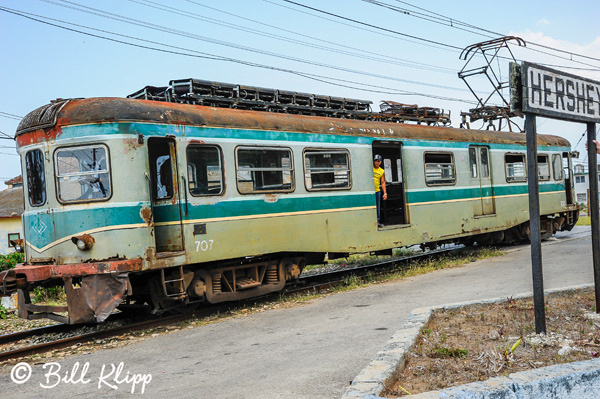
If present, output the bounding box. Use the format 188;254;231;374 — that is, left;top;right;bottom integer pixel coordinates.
1;0;600;190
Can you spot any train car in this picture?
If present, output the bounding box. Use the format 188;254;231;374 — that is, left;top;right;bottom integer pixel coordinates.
0;81;579;324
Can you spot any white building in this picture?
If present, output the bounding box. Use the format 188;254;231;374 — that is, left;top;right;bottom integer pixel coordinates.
0;176;24;254
573;163;600;208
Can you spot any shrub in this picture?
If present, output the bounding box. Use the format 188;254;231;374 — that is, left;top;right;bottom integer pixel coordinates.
33;286;66;304
0;252;24;272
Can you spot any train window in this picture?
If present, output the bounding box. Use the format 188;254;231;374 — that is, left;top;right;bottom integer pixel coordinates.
304;150;351;190
396;159;403;183
538;155;550;181
505;154;527;182
480;148;490;178
149;140;175;200
236;147;294;193
469;147;490;178
424;152;455;185
552;154;564;180
55;145;111;203
468;148;477;178
25;149;46;206
186;145;224;196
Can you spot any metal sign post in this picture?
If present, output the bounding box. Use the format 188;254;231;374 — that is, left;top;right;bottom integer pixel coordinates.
510;60;600;332
525;114;546;333
587;123;600;314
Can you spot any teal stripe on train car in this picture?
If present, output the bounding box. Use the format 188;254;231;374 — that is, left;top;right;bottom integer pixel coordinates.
23;213;54;251
24;195;375;250
154;193;376;222
23;180;566;250
58;123;570;152
406;182;564;204
23;204;148;250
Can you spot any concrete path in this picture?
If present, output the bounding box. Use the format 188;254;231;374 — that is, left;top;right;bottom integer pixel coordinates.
1;226;595;399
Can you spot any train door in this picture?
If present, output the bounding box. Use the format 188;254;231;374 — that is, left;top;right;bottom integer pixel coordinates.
562;152;575;205
469;146;495;216
148;137;185;254
372;141;407;226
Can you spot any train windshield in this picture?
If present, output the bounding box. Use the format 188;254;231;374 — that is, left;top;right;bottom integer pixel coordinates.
55;145;111;202
25;149;46;206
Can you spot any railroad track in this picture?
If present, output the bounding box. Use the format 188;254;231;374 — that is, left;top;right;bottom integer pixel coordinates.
0;308;220;362
0;246;462;362
291;245;461;292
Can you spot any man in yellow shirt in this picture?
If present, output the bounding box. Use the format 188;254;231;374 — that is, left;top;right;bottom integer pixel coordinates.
373;155;387;226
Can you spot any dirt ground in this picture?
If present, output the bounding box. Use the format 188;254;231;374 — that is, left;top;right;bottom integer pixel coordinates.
385;288;600;397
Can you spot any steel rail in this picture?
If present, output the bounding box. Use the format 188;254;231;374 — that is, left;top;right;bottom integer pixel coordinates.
0;323;73;345
291;246;461;293
0;310;139;346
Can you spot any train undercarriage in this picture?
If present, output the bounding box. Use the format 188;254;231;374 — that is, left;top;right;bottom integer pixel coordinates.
123;254;310;316
1;254;312;324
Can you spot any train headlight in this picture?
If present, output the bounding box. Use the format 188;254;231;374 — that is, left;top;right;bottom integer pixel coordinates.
71;234;95;251
10;239;24;253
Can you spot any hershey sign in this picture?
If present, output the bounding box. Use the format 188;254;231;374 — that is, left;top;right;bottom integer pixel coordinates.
512;61;600;123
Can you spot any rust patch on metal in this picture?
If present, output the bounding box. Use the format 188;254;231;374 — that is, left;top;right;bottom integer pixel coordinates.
9;258;143;284
140;206;153;224
145;247;155;262
121;137;144;153
16;126;62;147
64;274;129;323
0;270;20;296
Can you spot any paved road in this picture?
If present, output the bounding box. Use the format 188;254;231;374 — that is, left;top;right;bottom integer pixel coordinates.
1;226;595;399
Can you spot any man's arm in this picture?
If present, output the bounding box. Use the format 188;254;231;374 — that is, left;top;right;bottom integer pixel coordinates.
381;174;387;199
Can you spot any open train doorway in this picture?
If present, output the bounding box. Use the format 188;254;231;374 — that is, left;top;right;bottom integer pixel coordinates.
148;137;185;254
372;141;408;226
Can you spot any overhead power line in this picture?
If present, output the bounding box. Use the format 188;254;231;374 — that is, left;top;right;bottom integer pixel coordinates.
130;0;457;74
0;6;478;106
261;0;456;54
34;0;473;93
361;0;494;39
375;0;600;68
0;111;23;121
0;129;15;140
280;0;463;51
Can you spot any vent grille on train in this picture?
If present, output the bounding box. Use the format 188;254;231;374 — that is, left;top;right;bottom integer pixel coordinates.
16;99;70;135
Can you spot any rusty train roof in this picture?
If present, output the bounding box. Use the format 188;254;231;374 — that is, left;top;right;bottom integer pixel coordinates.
15;97;571;148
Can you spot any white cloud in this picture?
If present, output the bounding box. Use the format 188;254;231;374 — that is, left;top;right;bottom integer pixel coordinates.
536;18;550;27
508;30;600;82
